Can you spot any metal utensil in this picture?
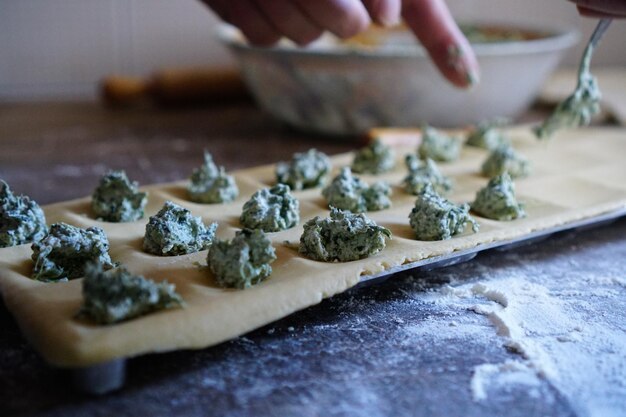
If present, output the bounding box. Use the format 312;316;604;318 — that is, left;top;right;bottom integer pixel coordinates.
534;18;612;140
578;18;613;83
587;18;612;52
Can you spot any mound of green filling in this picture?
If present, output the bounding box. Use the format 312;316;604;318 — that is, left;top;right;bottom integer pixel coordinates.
481;145;530;179
144;201;217;256
472;173;525;221
322;167;392;213
409;184;479;241
188;151;239;204
207;228;276;289
351;138;395;174
31;223;114;281
299;207;391;262
276;149;331;191
0;180;47;248
78;263;183;324
240;184;299;232
418;125;461;162
466;120;509;150
91;170;147;222
402;154;452;195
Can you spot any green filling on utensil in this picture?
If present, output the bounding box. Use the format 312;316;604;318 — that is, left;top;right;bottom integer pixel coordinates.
534;28;603;140
188;151;239;204
351;138;395;174
91;170;148;222
322;167;391;213
0;180;47;248
402;154;452;195
31;223;114;282
207;228;276;289
276;149;331;191
409;184;478;241
472;173;525;221
143;201;217;256
240;184;300;232
78;263;183;325
299;207;391;262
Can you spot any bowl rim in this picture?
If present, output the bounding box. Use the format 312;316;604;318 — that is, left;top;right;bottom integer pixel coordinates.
217;22;580;58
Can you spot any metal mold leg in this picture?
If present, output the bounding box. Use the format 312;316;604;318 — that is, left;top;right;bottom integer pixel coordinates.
71;359;126;395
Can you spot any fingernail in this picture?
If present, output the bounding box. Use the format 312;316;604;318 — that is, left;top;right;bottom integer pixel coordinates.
379;14;400;27
447;43;479;89
466;69;480;88
377;3;401;27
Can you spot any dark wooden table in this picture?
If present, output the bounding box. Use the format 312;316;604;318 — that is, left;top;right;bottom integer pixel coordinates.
0;102;360;205
1;102;624;417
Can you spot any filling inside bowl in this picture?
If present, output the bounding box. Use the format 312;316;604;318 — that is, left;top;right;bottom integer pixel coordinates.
339;24;553;50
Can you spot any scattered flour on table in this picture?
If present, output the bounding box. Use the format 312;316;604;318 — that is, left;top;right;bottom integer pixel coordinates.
470;360;543;401
409;271;626;417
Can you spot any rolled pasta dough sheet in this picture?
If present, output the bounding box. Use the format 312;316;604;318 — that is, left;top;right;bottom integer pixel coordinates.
0;126;625;367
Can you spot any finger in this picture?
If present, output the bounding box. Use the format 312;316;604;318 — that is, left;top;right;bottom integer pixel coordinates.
402;0;479;89
200;0;232;23
225;0;282;45
361;0;402;26
569;0;626;15
294;0;371;39
253;0;324;45
577;4;626;17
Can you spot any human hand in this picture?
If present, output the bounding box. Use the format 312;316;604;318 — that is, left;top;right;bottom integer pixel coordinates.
202;0;478;88
569;0;626;17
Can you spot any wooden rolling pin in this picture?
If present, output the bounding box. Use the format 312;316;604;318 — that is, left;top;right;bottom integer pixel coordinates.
101;67;250;107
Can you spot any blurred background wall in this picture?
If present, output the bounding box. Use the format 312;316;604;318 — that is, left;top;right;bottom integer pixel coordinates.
1;0;624;101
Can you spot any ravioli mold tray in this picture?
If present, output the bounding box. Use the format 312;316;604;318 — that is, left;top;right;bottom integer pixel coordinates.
1;126;625;394
74;207;626;394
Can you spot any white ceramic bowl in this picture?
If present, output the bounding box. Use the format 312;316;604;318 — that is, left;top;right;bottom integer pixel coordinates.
218;24;579;136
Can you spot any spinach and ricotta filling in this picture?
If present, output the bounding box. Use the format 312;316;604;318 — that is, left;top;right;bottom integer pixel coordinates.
0;180;47;248
472;173;525;221
91;170;147;222
299;207;391;262
418;125;461;162
402;154;452;195
275;149;331;191
78;263;183;324
351;138;395;174
240;184;299;232
409;184;479;241
207;228;276;289
481;144;530;179
188;151;239;204
534;33;602;140
144;201;217;256
322;167;391;213
31;222;114;281
466;120;509;150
